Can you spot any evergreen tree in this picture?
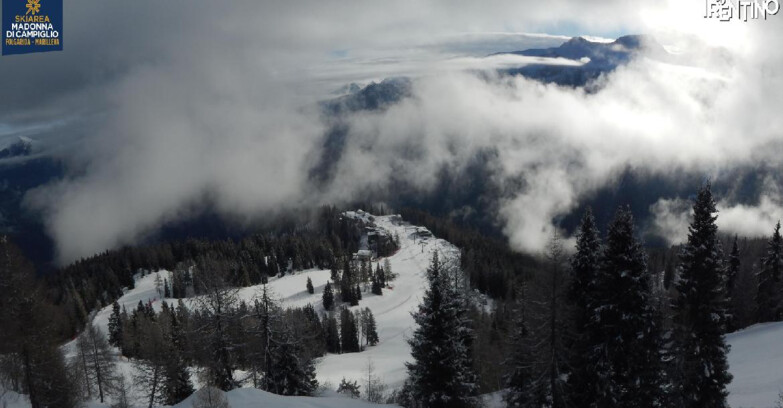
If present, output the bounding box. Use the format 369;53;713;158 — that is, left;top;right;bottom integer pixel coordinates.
376;263;386;287
672;184;732;408
384;258;394;282
268;328;318;396
355;284;362;303
163;315;194;405
341;257;355;304
164;278;171;298
503;282;542;408
405;252;478;408
306;277;314;295
340;307;361;353
565;208;602;408
726;236;741;332
0;239;78;408
757;221;783;322
322;281;335;311
592;206;664;408
323;313;341;354
330;265;340;285
363;308;379;346
108;301;124;348
133;322;168;408
255;285;279;393
727;236;740;298
337;377;361;398
371;273;383;295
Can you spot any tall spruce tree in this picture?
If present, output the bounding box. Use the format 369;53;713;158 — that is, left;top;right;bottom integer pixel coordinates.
108;301;124;348
725;236;741;332
268;328;318;396
592;206;664;408
323;281;335;311
340;307;360;353
566;208;602;408
672;184;732;408
341;256;355;304
323;313;341;354
163;315;194;405
362;308;379;346
727;236;740;298
757;221;783;323
405;252;478;408
504;282;543;408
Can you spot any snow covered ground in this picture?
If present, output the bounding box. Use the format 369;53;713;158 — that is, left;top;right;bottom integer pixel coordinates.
726;322;783;408
172;388;398;408
51;211;783;407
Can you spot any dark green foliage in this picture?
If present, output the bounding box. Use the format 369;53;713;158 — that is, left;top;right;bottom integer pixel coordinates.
727;236;740;297
565;208;602;408
591;207;665;408
362;308;379;346
726;236;741;332
108;301;124;348
341;257;356;304
0;239;78;408
323;313;341;354
323;281;335;311
757;221;783;323
268;329;318;396
371;265;384;295
306;277;314;294
405;253;478;408
164;278;171;298
672;185;732;408
337;377;361;398
340;307;361;353
503;283;540;408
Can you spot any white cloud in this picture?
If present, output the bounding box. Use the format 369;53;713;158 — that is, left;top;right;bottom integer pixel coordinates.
4;0;783;261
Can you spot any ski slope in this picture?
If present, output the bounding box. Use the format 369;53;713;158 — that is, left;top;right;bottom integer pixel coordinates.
727;322;783;408
70;211;455;401
314;212;459;388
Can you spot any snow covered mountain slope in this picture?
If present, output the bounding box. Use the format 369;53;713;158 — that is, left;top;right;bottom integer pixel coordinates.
315;211;460;388
726;322;783;408
79;211;457;395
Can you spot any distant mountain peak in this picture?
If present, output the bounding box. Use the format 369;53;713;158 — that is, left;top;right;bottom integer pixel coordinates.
0;136;41;160
491;34;668;87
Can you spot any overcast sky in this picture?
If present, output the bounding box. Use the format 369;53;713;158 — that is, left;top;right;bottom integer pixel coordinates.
1;0;781;263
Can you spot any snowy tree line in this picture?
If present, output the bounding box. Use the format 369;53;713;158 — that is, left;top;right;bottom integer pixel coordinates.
48;206;398;341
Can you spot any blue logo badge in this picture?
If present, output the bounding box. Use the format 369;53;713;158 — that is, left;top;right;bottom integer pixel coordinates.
3;0;63;55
